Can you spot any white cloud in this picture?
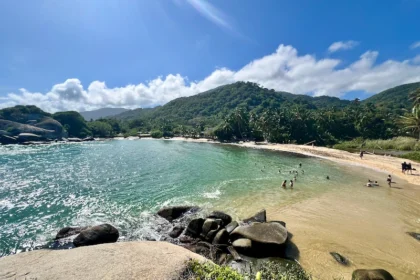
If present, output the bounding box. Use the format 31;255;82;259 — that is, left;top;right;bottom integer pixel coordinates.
410;41;420;49
2;43;420;112
186;0;232;31
328;40;359;53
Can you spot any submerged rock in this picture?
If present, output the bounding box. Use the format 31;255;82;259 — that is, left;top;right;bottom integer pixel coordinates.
352;269;394;280
243;209;266;224
157;206;199;222
330;252;350;266
73;224;119;247
169;225;185;238
55;226;88;240
207;211;232;226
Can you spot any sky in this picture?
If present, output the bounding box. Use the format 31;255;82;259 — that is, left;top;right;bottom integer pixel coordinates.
1;0;420;112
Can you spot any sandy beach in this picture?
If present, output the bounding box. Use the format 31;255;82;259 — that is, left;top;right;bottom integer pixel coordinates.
154;137;420;279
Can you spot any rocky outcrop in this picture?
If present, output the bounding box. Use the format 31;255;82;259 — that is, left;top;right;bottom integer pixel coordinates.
17;133;43;142
157;206;199;222
231;222;287;245
352;269;394;280
185;218;205;237
0;241;206;280
169;225;185;238
207;211;232;226
0;135;18;145
243;209;266;224
55;226;88;240
73;224;119;247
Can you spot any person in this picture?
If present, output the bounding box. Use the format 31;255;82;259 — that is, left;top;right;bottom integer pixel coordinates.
402;162;407;174
299;163;302;168
326;176;330;180
387;175;392;187
408;163;412;174
366;182;372;187
293;176;297;181
278;169;281;173
290;180;294;188
368;179;372;183
282;180;287;188
360;151;364;159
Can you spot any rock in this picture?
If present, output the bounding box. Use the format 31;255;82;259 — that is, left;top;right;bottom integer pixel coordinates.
17;133;42;142
83;136;95;141
212;229;229;245
232;238;252;254
226;221;239;234
0;135;17;145
207;211;232;226
227;246;242;261
73;224;119;247
157;206;199;222
271;221;286;228
330;252;350;266
55;226;88;240
352;269;394;280
205;228;220;243
169;225;185;238
179;235;198;243
185;218;205;237
231;222;287;245
243;209;266;224
407;232;420;241
183;241;224;264
67;137;83;142
201;219;222;238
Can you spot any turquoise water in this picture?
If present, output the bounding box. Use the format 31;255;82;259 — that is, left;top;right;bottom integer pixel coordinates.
0;140;378;256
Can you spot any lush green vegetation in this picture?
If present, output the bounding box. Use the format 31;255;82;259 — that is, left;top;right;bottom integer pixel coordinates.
0;105;51;122
52;111;91;138
178;260;312;280
334;137;420;151
400;151;420;162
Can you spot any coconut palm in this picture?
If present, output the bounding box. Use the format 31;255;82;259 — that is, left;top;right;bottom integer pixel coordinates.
409;88;420;108
400;106;420;140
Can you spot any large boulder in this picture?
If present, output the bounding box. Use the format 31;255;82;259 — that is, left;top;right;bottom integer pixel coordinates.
185;218;205;237
212;229;229;246
243;209;266;224
157;206;199;222
226;221;239;234
232;238;252;252
207;211;232;226
0;135;17;145
17;133;42;142
67;137;83;142
169;225;185;238
73;224;119;247
55;226;88;240
352;269;394;280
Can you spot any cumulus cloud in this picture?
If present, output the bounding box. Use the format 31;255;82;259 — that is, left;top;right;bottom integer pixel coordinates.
328;40;359;53
410;41;420;49
2;43;420;112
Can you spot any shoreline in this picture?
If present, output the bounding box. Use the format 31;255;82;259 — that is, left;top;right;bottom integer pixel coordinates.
148;137;420;186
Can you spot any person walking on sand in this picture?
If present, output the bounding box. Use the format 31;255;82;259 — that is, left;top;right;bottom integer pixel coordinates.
282;180;287;188
387;175;392;187
290;180;294;188
360;150;364;159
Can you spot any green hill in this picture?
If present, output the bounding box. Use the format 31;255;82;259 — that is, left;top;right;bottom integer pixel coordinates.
363;82;420;112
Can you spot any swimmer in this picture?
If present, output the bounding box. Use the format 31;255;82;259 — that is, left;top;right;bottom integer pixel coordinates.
281;180;287;188
293;176;297;181
290;180;294;188
326;176;330;180
366;182;372;187
299;163;302;168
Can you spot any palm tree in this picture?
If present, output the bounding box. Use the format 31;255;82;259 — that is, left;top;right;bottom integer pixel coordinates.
400;106;420;140
409;88;420;108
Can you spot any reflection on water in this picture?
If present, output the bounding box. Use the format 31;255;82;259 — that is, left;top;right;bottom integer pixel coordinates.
1;140;419;279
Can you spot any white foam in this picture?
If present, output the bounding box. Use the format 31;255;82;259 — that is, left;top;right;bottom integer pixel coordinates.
202;189;221;199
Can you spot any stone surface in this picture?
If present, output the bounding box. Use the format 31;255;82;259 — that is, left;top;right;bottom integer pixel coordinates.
231;222;287;245
352;269;394;280
0;241;206;280
55;226;88;240
185;218;205;237
225;221;239;234
330;252;350;266
212;229;229;245
73;224;119;247
17;133;42;142
201;219;222;240
207;211;232;226
157;206;198;222
169;225;185;238
407;232;420;241
232;238;252;249
271;221;286;228
243;209;266;224
0;135;17;145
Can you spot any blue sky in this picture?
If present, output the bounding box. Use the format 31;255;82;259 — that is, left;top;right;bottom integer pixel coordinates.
1;0;420;112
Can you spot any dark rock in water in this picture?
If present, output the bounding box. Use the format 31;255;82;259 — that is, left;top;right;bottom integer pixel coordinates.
352;269;394;280
201;219;222;240
67;137;83;142
226;221;239;234
407;232;420;241
243;209;266;224
169;225;185;238
232;238;252;253
55;226;89;240
73;224;119;247
83;136;95;141
185;218;205;237
212;229;229;245
271;221;286;228
231;222;287;245
0;135;18;145
207;211;232;226
157;206;199;222
330;252;350;266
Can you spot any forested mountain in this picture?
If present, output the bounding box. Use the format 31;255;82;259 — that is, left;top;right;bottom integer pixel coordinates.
80;108;129;121
363;82;420;112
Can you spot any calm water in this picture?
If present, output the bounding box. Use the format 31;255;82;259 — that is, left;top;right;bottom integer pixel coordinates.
0;139;383;256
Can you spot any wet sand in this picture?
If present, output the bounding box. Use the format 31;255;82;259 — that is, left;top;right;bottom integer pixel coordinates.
159;138;420;279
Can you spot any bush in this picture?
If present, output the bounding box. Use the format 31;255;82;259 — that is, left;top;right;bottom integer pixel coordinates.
178;260;243;280
151;130;163;138
401;152;420;162
334;137;420;151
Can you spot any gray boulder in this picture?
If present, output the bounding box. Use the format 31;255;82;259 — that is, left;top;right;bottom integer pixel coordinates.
169;225;185;238
207;211;232;226
352;269;394;280
226;221;239;234
157;206;199;222
271;221;286;228
67;138;83;142
55;226;88;240
231;222;287;245
200;219;223;242
73;224;119;247
243;209;266;224
185;218;205;237
212;229;229;245
232;238;252;252
18;133;42;142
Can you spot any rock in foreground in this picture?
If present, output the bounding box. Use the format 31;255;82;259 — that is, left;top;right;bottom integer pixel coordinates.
0;241;206;280
352;269;394;280
73;224;119;247
157;206;199;222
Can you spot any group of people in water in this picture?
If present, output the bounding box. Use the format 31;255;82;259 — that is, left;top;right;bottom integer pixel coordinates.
278;163;323;189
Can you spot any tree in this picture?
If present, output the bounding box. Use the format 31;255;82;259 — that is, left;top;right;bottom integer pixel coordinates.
52;111;91;138
409;87;420;108
88;121;113;137
400;106;420;140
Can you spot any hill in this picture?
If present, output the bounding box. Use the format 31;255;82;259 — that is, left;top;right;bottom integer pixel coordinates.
80;108;130;121
363;82;420;112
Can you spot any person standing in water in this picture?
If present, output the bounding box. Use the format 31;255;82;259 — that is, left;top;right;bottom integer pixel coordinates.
290;180;294;188
282;180;287;188
387;175;392;187
360;151;364;159
299;163;302;168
